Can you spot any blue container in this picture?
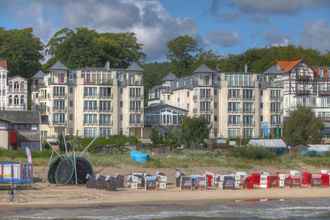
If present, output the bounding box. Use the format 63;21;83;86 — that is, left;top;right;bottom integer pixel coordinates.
130;150;150;164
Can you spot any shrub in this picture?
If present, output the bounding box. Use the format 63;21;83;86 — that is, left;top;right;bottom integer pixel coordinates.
232;145;275;160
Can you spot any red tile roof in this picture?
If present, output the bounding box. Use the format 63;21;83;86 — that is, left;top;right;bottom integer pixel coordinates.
0;60;7;69
276;59;302;73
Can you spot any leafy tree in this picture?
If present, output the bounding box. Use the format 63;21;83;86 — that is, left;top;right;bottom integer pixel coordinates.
283;106;324;146
0;27;43;77
167;35;200;76
150;128;163;146
181;117;210;148
46;27;144;69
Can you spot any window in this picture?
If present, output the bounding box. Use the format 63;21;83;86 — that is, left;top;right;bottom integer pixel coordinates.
129;114;141;124
53;113;65;124
200;101;211;112
228;102;240;112
271;90;281;99
271;102;281;113
228;128;240;138
99;101;111;112
8;95;12;105
14;95;19;105
228;115;240;125
69;87;73;94
130;101;141;112
20;81;24;91
83;114;97;125
228;89;240;98
200;88;211;98
99;114;111;125
243;102;253;113
14;81;19;91
243;115;253;126
69;100;73;107
100;128;111;137
83;87;97;97
8;82;12;92
84;127;97;138
129;87;141;97
53;86;65;97
100;87;111;97
243;89;253;99
20;95;24;105
271;115;281;125
54;100;65;110
83;100;97;111
243;128;253;138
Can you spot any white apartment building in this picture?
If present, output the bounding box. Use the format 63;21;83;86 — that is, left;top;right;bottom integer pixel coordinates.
32;61;144;140
148;60;330;140
0;60;28;111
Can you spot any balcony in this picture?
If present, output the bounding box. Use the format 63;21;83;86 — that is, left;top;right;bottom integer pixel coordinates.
228;96;241;100
199;96;212;101
84;79;113;85
99;107;113;113
53;94;67;99
296;76;312;81
99;94;113;99
53;107;67;112
83;108;98;112
129;121;144;127
319;91;330;96
228;109;242;113
242;95;255;100
296;90;311;96
130;108;142;113
53;121;67;126
318;116;330;122
83;121;98;126
271;96;282;101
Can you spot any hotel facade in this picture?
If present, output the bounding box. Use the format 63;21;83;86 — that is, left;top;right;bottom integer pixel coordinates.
147;60;330;139
32;61;144;140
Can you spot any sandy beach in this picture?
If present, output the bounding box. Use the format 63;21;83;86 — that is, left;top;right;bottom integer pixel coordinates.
2;166;330;212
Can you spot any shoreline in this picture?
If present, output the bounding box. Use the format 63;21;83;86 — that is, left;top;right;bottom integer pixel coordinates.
2;186;330;211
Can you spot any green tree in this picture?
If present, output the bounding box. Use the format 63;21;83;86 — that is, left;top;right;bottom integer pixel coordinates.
181;117;210;148
150;128;163;146
46;27;144;69
167;35;200;76
283;106;324;146
0;28;43;77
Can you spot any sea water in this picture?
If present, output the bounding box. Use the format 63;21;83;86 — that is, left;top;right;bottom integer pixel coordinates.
2;199;330;220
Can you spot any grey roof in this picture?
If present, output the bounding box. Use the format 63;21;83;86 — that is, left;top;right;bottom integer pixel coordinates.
0;111;40;124
31;70;45;79
193;64;215;74
263;64;283;74
249;139;287;149
127;62;143;72
50;61;68;70
162;72;177;81
145;103;188;113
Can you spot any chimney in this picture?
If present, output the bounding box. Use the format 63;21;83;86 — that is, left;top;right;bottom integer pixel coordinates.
244;64;248;73
105;61;110;70
0;60;7;69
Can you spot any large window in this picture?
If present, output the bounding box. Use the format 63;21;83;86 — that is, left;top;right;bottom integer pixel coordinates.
242;89;253;99
243;115;253;126
129;114;141;124
243;128;253;138
84;100;97;111
53;86;65;97
228;89;240;98
271;102;281;113
228;128;240;138
99;101;111;112
228;102;240;112
200;88;211;98
271;90;281;99
83;114;97;125
200;101;211;112
99;114;111;125
243;102;253;113
84;127;97;137
100;128;111;137
228;115;240;125
129;87;141;97
130;101;141;112
99;87;111;97
84;87;97;97
54;100;65;110
271;115;281;125
53;113;65;124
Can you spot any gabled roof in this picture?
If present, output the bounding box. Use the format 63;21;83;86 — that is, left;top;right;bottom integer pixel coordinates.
31;70;45;79
277;59;302;73
193;64;215;74
162;72;177;81
127;62;143;72
50;61;68;70
0;60;7;70
0;111;40;124
145;103;188;113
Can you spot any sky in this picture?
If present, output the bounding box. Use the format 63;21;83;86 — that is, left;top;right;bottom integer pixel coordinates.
0;0;330;61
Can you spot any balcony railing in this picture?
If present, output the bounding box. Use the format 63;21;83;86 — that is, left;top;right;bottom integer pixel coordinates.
99;107;113;112
296;90;311;96
319;91;330;96
83;108;98;112
228;96;241;100
84;79;113;85
53;107;67;112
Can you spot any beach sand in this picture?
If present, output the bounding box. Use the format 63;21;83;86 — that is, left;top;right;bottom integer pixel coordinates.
1;166;330;211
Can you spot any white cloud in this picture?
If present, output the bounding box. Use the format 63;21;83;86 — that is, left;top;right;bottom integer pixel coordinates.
1;0;197;60
205;31;240;47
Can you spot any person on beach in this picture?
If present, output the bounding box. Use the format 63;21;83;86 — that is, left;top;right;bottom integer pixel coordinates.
176;168;183;187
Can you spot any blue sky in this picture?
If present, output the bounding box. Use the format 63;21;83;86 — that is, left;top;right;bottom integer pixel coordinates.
0;0;330;60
